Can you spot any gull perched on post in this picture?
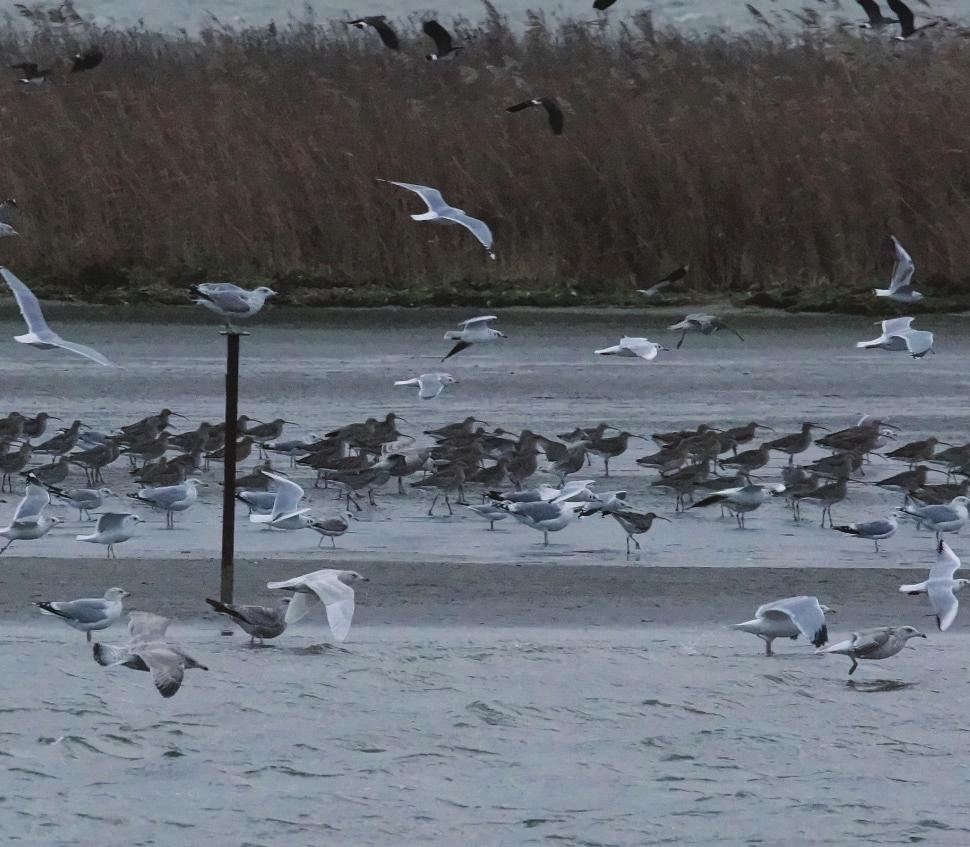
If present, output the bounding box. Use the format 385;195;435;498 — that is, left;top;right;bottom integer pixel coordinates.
442;315;506;361
190;283;276;330
595;337;668;361
873;236;923;304
899;540;969;631
379;180;495;259
1;267;116;366
857;317;934;358
394;372;457;399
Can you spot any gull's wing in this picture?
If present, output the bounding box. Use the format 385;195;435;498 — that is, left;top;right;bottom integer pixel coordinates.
888;236;915;292
13;484;50;524
39;598;110;623
298;570;357;642
138;483;188;509
196;282;246;296
441;339;471;361
394;377;420;387
439;209;494;253
92;641;136;666
619;337;660;360
930;540;961;581
262;471;304;518
417;376;445;400
127;611;171;642
906;503;957;523
50;338;117;367
380;180;447;213
756;596;827;646
95;512;135;533
881;316;914;335
903;330;933;358
195;286;252;314
134;645;185;698
267;573;324;623
854;518;896;536
848;627;893;656
594;344;624;356
1;266;53;338
460;315;498;327
928;581;959;631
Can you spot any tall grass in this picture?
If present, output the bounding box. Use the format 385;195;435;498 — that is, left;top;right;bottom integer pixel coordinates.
0;8;968;306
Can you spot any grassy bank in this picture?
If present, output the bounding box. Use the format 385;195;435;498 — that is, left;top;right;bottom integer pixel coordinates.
0;7;968;311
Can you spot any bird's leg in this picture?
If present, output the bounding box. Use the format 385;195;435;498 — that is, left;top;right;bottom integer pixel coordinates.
848;657;858;675
543;531;549;546
788;455;794;466
762;636;772;657
0;539;12;555
626;536;630;556
398;477;405;495
330;537;336;549
87;631;92;643
318;535;325;548
445;494;453;516
489;520;495;531
428;494;439;517
873;540;879;553
603;457;610;478
820;509;826;529
368;488;376;506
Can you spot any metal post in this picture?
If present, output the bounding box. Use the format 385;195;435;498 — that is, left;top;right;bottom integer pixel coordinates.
220;329;247;627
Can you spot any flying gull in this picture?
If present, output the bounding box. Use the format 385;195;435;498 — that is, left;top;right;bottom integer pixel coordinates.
637;264;689;298
595;337;668;361
857;317;934;358
394;372;457;399
873;236;923;304
423;20;461;60
441;315;506;361
267;569;368;642
899;540;969;631
0;482;61;553
668;314;744;349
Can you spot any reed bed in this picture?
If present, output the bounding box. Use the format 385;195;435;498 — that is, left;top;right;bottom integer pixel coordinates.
0;8;967;307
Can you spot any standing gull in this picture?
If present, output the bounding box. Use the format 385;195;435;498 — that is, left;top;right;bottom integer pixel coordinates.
93;612;208;698
506;97;564;136
857;317;934;358
191;283;276;329
594;337;668;361
441;315;506;361
309;513;354;548
48;484;112;520
734;596;832;656
205;597;291;644
874;236;923;304
899;540;969;631
833;515;898;551
267;569;367;642
35;587;129;642
688;483;785;528
899;495;970;541
820;626;925;674
76;513;143;558
132;479;205;529
379;180;495;259
394;372;457;399
1;267;116;366
496;499;583;546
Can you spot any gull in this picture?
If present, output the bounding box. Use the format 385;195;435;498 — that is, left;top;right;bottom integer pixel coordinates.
93;612;208;698
48;484;113;520
0;483;61;553
76;513;144;558
688;483;786;528
267;569;368;642
734;596;832;656
899;495;970;541
191;283;277;329
819;626;925;674
1;267;115;365
132;479;205;529
250;471;312;530
441;315;506;361
205;597;291;644
636;264;689;298
899;540;969;631
423;20;461;61
379;180;495;259
668;314;744;349
465;502;509;530
833;515;898;551
496;499;584;545
857;317;934;358
874;236;923;304
394;372;457;399
506;97;564;135
309;513;354;548
71;46;104;72
594;337;668;361
346;15;399;50
887;0;938;40
35;587;129;642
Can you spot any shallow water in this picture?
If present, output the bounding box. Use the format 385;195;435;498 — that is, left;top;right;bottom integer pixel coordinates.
2;622;967;847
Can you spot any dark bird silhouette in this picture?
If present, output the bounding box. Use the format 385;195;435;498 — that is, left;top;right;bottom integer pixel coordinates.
593;0;618;9
423;20;461;61
346;16;400;50
855;0;896;28
10;61;50;84
887;0;938;39
506;97;564;135
71;47;104;73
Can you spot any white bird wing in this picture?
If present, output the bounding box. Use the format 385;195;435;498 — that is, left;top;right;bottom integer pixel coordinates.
134;644;186;698
930;541;961;581
382;180;448;212
13;483;50;524
889;236;916;293
460;315;498;328
756;596;826;644
928;582;959;631
268;570;351;630
394;377;420;387
1;266;53;338
440;210;494;251
96;512;135;533
50;337;117;367
127;611;171;642
417;376;445;400
594;344;623;356
262;471;304;518
197;287;253;314
849;628;893;655
619;337;660;360
880;317;914;335
902;330;933;357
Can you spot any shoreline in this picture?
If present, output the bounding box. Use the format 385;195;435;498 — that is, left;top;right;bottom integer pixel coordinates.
1;559;943;630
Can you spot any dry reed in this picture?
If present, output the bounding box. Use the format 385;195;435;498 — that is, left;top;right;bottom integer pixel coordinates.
0;8;967;308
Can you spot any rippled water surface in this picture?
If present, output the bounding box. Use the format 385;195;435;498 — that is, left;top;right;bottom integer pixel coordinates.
3;623;968;846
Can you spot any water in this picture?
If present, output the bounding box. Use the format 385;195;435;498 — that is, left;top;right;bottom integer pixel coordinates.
3;622;967;846
21;0;967;36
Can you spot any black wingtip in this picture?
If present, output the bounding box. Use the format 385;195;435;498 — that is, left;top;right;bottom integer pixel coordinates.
813;625;828;648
